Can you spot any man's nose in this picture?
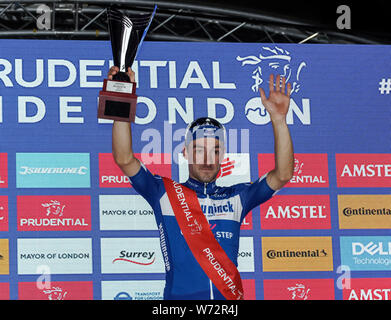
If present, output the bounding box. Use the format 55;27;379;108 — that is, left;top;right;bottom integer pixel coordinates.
205;150;217;164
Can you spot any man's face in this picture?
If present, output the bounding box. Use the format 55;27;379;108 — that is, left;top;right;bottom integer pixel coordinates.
183;137;225;183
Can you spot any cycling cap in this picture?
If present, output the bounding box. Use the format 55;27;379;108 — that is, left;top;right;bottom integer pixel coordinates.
184;117;226;146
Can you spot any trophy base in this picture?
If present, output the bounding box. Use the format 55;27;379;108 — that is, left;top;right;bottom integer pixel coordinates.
98;79;137;123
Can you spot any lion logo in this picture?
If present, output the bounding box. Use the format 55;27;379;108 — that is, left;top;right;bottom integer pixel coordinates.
41;200;65;216
43;286;68;300
287;283;310;300
237;46;307;124
294;158;304;175
237;46;306;94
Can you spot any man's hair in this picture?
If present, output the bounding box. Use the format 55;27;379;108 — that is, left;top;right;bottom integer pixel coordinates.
184;117;226;147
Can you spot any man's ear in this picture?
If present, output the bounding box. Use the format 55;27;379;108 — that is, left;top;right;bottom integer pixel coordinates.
182;146;188;160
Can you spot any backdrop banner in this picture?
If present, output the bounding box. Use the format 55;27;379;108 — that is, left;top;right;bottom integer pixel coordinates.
0;39;390;300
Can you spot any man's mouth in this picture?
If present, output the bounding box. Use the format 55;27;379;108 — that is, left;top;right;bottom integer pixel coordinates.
200;167;214;171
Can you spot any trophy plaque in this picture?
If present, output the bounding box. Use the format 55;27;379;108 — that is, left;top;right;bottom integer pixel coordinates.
98;6;156;122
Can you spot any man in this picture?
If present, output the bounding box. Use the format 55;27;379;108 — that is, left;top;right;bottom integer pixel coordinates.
110;66;294;300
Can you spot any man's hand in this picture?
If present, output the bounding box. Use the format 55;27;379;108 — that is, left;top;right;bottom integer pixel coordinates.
260;74;294;191
108;66;136;82
259;74;291;122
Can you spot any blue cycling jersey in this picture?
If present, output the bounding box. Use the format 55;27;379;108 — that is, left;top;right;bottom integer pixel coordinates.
128;162;278;300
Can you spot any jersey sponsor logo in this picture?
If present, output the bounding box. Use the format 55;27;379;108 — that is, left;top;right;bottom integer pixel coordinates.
158;222;171;272
336;154;391;187
99;153;171;188
18;281;93;300
260;195;331;229
160;192;243;222
340;236;391;271
0;239;9;275
343;278;391;300
198;195;242;222
263;279;335;300
201;200;234;216
99;195;157;231
0;196;8;232
338;195;391;229
262;237;333;272
100;238;165;274
17;195;91;231
17;238;92;274
101;280;165;300
0;153;8;188
16;153;90;188
215;231;233;239
258;154;329;187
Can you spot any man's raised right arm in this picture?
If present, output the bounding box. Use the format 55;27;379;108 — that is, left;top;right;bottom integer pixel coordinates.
110;66;141;177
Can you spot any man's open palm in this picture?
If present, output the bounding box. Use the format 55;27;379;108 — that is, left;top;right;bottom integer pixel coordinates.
259;74;291;122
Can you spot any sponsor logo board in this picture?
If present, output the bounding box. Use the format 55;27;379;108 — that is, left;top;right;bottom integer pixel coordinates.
99;195;157;230
242;279;255;300
101;280;165;300
260;195;331;229
0;283;9;300
237;237;254;273
18;281;93;300
259;154;329;187
0;239;9;275
100;238;165;274
17;195;91;231
17;238;92;274
262;237;333;272
0;153;8;188
340;236;391;271
240;211;252;230
0;196;8;231
336;154;391;187
99;153;171;188
338;195;391;229
16;153;90;188
263;279;335;300
343;278;391;300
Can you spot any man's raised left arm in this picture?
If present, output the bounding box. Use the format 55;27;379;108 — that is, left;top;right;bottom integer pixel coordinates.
259;74;294;191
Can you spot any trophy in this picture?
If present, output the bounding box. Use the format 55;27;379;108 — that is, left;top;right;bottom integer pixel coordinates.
98;5;156;122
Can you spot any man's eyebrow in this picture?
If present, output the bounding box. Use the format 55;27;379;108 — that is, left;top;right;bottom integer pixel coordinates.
193;144;220;148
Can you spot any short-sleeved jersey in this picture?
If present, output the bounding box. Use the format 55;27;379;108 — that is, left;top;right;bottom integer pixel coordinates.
128;163;277;300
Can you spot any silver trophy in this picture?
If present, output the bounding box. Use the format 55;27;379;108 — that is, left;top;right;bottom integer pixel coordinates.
98;5;156;122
